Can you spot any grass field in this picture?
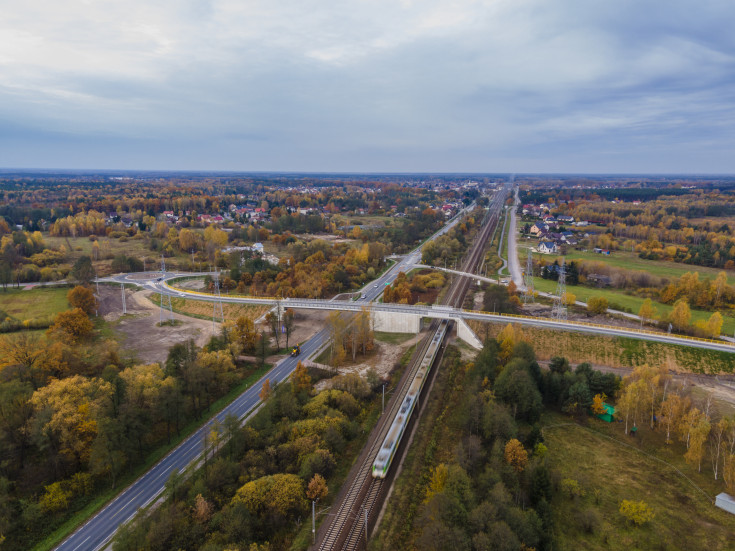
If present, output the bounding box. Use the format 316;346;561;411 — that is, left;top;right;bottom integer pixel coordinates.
543;412;735;550
148;293;269;322
514;215;735;285
0;286;70;320
43;234;192;276
529;276;735;335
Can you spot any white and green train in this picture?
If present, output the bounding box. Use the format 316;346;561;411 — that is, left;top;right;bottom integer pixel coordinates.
372;320;449;478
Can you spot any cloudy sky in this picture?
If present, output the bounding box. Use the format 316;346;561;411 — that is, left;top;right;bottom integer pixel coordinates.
1;0;734;172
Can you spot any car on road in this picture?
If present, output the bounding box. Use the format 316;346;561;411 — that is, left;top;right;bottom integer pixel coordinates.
374;284;378;288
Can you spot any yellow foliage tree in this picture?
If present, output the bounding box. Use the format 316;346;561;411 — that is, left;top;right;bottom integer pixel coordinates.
423;463;449;503
705;311;723;338
47;308;94;343
232;473;307;519
29;375;114;465
204;225;228;248
591;393;607;415
684;413;711;472
306;473;328;501
292;361;312;394
669;299;691;331
67;285;98;315
504;438;529;473
39;481;73;514
587;296;608;315
259;379;272;402
562;292;576;307
724;454;735;493
619;500;655;525
638;298;657;326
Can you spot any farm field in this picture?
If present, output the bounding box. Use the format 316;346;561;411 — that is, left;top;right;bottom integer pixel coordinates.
543;413;735;550
0;286;70;321
529;276;735;335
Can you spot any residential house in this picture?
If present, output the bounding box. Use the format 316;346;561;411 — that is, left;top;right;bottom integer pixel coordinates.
530;222;549;237
538;241;558;254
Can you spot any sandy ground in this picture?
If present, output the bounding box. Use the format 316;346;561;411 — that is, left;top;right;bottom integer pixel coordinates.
98;286;214;365
99;284;334;366
311;331;427;392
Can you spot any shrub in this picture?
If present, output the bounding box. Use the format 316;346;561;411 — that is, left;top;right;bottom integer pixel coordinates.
619;499;654;525
560;478;585;499
587;296;609;315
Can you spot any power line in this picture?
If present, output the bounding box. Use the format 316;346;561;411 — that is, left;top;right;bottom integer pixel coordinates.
551;258;567;320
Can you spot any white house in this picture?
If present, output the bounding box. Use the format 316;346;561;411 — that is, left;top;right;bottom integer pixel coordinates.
538;241;558;254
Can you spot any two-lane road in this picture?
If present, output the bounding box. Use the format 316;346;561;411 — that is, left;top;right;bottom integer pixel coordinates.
57;199;486;551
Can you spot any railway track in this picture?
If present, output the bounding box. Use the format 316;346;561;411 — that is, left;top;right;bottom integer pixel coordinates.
316;188;509;551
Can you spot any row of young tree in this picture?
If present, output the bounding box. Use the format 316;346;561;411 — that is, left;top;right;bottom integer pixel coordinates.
616;364;735;490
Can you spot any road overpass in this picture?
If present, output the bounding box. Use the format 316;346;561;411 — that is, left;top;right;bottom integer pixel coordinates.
57;197;493;551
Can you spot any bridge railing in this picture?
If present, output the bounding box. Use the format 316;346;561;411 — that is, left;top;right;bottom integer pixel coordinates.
460;309;733;347
163;282;733;348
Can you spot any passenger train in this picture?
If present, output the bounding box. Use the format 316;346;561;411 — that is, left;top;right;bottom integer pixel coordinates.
372;320;449;478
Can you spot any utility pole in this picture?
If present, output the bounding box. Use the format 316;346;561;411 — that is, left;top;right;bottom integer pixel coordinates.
382;383;386;413
121;283;126;314
364;506;369;545
312;500;316;545
523;249;535;304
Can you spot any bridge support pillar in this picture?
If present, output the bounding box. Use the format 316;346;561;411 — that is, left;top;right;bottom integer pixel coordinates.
456;318;483;350
372;310;421;333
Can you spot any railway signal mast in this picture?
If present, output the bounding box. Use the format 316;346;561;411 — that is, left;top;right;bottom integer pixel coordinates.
551;258;568;320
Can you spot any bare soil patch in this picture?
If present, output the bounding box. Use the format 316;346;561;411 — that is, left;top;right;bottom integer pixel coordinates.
98;286;213;365
311;331;426;392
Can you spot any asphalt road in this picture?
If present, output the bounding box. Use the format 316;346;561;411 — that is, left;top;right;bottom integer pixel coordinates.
507;187;525;289
57;202;478;551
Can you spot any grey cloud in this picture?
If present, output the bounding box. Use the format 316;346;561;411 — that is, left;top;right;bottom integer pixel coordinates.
1;0;734;171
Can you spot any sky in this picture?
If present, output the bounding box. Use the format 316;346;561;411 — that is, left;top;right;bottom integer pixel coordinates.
1;0;734;173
